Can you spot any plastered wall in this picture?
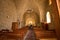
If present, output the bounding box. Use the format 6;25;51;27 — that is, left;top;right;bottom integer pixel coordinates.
0;0;17;30
0;0;55;30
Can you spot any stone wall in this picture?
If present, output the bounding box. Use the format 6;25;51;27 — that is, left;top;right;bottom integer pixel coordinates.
0;0;17;30
56;0;60;16
0;0;55;30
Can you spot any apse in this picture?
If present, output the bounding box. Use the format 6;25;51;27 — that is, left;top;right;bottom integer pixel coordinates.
26;18;35;26
23;9;40;26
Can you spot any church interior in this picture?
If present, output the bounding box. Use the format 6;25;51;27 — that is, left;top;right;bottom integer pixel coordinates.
0;0;60;40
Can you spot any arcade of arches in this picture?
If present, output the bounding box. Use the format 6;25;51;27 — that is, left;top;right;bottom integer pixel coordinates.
0;0;60;40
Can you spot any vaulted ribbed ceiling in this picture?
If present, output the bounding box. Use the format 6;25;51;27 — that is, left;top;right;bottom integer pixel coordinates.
14;0;49;13
13;0;49;22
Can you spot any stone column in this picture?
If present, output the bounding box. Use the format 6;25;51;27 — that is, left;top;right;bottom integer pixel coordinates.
51;0;60;40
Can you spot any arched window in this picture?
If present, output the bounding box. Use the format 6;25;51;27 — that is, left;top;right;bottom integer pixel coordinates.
46;11;51;23
49;0;52;5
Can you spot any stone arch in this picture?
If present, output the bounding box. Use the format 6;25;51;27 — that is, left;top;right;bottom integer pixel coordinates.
23;9;40;26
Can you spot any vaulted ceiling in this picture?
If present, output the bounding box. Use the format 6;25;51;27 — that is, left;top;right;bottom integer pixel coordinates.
13;0;49;22
14;0;49;13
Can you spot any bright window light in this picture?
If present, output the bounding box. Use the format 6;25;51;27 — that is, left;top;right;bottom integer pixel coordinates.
46;11;51;23
49;0;52;5
29;21;32;25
